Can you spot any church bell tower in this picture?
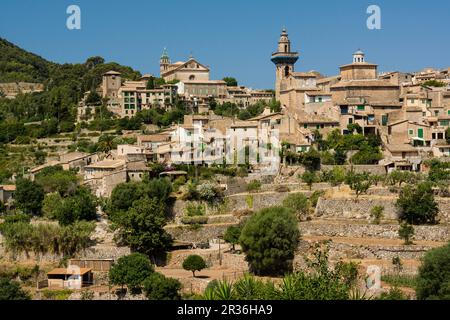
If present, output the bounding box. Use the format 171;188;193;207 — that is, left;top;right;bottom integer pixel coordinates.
271;28;299;100
160;47;170;76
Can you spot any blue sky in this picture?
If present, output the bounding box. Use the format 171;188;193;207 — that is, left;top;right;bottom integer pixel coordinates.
0;0;449;89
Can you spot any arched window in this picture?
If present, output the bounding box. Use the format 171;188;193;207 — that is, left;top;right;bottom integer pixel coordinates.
284;66;290;77
189;75;195;81
284;44;288;52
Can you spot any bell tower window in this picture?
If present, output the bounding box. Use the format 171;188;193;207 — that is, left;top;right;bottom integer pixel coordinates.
284;66;290;77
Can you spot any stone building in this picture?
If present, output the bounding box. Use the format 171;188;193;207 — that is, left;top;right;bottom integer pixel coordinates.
160;49;210;82
330;50;401;131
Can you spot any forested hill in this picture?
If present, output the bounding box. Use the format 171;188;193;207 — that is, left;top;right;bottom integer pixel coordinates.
0;37;142;89
0;37;142;136
0;38;54;83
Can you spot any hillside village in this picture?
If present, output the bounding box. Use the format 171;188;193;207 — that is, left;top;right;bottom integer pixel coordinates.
0;29;450;301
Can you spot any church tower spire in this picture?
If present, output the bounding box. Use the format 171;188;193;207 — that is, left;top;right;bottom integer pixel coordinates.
271;28;299;100
160;47;170;76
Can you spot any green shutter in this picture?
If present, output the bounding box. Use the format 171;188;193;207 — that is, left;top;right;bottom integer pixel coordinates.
418;128;424;139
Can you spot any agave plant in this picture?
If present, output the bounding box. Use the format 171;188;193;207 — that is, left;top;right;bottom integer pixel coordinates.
234;274;262;300
202;280;234;300
349;287;372;300
202;287;217;300
278;274;299;300
213;280;235;300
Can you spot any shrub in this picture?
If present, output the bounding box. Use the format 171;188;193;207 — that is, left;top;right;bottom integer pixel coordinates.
378;287;409;300
398;223;414;245
197;183;223;204
246;180;262;193
416;243;450;300
245;195;254;209
345;172;372;198
300;171;317;190
309;190;325;208
0;278;31;300
182;255;207;277
143;272;181;300
80;290;95;300
239;207;300;276
370;205;384;224
282;193;310;217
223;225;242;251
172;176;186;192
181;216;208;225
41;289;72;300
392;256;403;273
237;166;248;178
182;182;199;201
381;274;416;289
184;203;206;217
302;149;321;171
328;167;346;187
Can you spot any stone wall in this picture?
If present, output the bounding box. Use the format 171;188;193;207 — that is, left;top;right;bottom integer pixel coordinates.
165;223;236;243
321;165;386;175
327;242;432;261
300;221;450;242
170;191;313;223
166;249;248;271
0;82;44;98
226;191;312;212
315;196;450;223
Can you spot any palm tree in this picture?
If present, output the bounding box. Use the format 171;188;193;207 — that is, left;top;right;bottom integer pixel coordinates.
98;134;115;153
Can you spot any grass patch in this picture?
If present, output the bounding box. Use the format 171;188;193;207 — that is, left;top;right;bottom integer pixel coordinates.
41;289;73;300
381;274;417;289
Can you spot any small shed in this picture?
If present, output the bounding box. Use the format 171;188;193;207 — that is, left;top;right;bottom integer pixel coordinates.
47;267;93;290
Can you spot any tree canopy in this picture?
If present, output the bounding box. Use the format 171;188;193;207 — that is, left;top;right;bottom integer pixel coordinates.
416;243;450;300
14;178;44;215
142;272;181;300
109;253;155;294
222;77;238;87
239;206;300;276
396;182;439;225
182;255;207;277
0;278;31;300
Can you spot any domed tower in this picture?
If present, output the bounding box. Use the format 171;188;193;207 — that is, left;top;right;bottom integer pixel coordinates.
160;47;170;76
353;49;365;63
271;28;299;100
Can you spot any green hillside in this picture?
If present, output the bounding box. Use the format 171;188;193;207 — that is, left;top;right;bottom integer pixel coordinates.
0;37;142;137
